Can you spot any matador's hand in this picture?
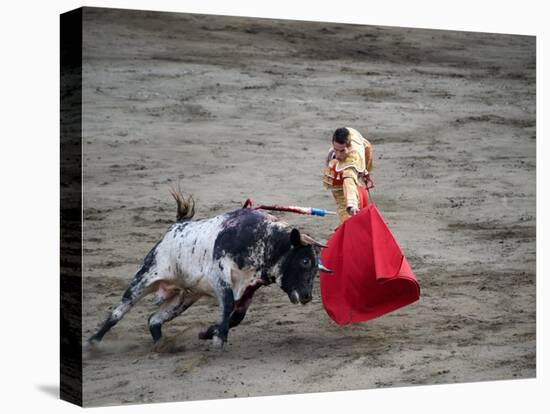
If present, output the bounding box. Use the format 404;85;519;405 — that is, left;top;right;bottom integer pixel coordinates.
347;206;359;216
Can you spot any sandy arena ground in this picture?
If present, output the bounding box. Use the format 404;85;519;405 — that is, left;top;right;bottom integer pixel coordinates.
79;8;536;407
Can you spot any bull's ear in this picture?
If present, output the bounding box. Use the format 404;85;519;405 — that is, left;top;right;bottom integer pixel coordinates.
290;228;302;247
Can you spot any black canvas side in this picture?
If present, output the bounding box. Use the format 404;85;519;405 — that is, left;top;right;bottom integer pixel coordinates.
60;7;83;407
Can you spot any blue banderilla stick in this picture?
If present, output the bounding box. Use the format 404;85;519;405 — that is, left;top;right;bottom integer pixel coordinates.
242;198;336;217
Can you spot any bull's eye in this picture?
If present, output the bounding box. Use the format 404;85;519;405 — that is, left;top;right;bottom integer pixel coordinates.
301;258;311;267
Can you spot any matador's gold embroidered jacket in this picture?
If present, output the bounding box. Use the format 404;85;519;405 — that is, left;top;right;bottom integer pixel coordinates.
323;128;373;222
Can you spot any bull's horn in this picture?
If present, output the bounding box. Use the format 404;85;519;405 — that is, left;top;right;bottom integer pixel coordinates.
318;259;333;273
300;233;328;249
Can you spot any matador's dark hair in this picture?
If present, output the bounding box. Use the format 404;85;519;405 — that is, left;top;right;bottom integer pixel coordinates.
332;127;351;145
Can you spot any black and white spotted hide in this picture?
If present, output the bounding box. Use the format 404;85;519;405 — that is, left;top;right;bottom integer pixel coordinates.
88;207;320;350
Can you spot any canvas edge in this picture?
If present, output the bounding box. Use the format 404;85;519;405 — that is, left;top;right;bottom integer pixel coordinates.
60;7;83;407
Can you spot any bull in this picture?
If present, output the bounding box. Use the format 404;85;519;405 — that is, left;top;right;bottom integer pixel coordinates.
88;190;326;349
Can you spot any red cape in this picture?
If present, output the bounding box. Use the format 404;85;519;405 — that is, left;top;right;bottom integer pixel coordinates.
320;204;420;325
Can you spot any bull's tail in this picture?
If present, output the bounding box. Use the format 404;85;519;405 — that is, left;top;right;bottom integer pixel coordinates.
169;186;195;221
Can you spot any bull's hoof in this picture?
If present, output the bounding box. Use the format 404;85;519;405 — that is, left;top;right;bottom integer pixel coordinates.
85;337;101;350
198;331;212;340
211;335;225;350
83;338;103;358
198;326;215;340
